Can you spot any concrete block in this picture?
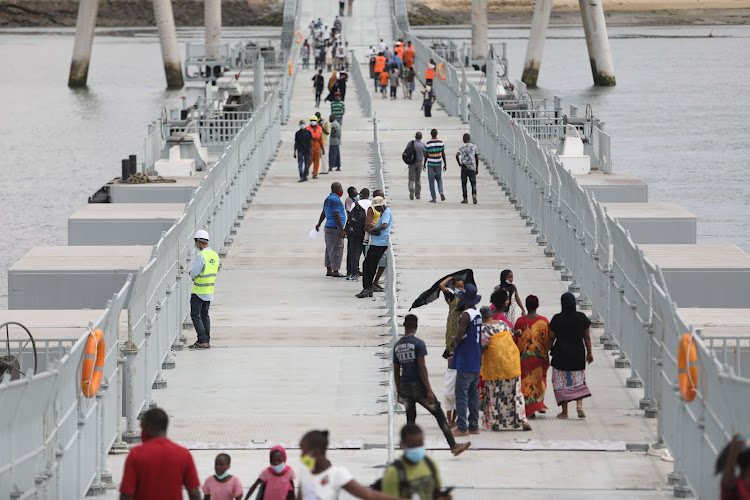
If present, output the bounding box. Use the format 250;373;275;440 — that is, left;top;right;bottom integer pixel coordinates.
603;203;697;244
642;245;750;308
575;173;648;203
68;204;184;246
108;176;201;203
8;246;152;309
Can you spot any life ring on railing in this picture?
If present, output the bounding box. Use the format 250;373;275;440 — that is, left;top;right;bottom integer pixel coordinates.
294;31;303;44
677;332;698;402
436;62;447;81
288;59;294;76
81;328;105;398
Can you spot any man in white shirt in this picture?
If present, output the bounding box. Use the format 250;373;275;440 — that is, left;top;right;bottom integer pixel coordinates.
378;39;386;52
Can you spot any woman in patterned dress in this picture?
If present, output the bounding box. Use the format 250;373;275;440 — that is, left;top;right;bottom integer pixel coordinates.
480;305;531;432
548;292;594;419
513;295;550;418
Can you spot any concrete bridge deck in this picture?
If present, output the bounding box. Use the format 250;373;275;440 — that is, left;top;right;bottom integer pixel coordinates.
105;0;674;497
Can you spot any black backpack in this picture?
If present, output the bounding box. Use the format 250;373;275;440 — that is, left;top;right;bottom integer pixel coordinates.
345;202;366;238
371;457;438;497
402;140;417;165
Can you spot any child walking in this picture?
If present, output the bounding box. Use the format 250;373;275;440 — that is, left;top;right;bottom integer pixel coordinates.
245;445;296;500
202;453;243;500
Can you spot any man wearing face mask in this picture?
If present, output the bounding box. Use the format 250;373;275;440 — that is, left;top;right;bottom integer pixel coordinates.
316;182;347;278
294;119;313;182
119;408;201;500
307;116;326;179
188;229;219;350
380;424;453;500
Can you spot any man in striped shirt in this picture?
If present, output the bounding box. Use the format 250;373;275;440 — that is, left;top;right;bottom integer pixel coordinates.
423;129;447;203
330;92;345;127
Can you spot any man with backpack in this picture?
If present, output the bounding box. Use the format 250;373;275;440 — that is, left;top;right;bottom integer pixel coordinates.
403;132;426;200
378;424;453;500
345;187;366;281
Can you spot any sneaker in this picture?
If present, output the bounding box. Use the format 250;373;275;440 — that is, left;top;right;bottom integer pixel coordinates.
331;272;347;278
440;193;446;201
429;199;437;203
461;198;468;204
346;274;358;281
356;289;373;298
410;192;414;200
473;195;478;204
188;342;210;349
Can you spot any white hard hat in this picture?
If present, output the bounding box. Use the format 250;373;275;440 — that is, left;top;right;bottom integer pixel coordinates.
194;229;210;241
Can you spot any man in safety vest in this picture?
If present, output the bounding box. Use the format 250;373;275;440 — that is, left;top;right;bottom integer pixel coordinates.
307;116;326;178
425;59;436;86
188;230;219;349
373;53;386;90
403;41;415;69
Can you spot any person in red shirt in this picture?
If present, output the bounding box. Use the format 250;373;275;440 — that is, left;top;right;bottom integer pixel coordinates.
716;434;750;500
119;408;202;500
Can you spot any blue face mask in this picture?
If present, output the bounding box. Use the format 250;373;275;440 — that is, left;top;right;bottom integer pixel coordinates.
300;124;306;129
215;471;230;480
404;446;426;463
506;280;512;285
354;195;360;201
271;463;286;473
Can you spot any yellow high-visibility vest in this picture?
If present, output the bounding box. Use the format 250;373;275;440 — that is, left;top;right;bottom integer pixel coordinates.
192;248;219;295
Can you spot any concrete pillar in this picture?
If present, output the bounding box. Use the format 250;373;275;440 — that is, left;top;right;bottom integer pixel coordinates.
153;0;184;89
486;57;497;104
578;0;616;86
521;0;553;88
471;0;488;63
205;0;221;61
254;55;265;109
68;0;100;87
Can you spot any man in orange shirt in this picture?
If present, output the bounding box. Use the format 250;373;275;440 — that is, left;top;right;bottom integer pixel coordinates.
306;115;326;178
403;41;415;69
379;70;389;98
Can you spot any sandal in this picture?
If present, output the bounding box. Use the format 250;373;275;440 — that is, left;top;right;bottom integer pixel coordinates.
577;408;586;419
557;413;568;419
523;422;532;431
451;442;471;456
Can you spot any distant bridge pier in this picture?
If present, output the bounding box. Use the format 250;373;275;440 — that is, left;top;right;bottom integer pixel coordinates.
153;0;184;89
68;0;100;87
521;0;553;88
471;0;488;63
578;0;616;86
205;0;222;61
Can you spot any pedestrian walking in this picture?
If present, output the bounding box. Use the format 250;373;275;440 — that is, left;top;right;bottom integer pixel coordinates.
188;229;219;350
244;446;296;500
294;119;313;182
373;52;386;90
363;191;388;292
302;40;311;69
479;305;531;432
451;284;482;438
424;129;446;203
357;196;392;298
330;92;345;126
312;69;325;108
439;274;466;428
403;131;426;200
347;0;353;15
380;424;455;499
393;314;471;456
306;116;325;178
299;430;399;500
315;182;347;278
327;115;341;172
379;70;389;98
513;295;550;418
202;453;243;500
315;112;330;152
345;189;366;281
548;292;593;419
421;85;436;117
456;133;479;204
403;41;415;69
338;0;345;15
119;408;201;500
389;66;400;100
496;269;526;324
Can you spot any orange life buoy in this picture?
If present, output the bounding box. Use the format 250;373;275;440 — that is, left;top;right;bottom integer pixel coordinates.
436;62;446;81
288;59;294;76
81;328;105;398
677;333;698;402
294;31;303;44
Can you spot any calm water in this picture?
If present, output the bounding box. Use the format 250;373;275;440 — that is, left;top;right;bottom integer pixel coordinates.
0;25;748;307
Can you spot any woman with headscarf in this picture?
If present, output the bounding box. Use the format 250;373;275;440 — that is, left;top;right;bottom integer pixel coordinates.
513;295;550;418
548;292;593;419
490;289;512;331
496;269;526;325
479;306;531;431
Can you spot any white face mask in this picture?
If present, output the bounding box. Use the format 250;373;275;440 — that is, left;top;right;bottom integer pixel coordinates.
300;124;306;129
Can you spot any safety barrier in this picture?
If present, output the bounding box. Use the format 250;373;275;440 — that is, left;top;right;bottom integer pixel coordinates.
350;53;372;118
0;278;131;499
0;29;299;499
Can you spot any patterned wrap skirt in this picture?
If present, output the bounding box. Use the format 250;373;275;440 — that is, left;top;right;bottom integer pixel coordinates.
483;377;527;430
551;367;592;405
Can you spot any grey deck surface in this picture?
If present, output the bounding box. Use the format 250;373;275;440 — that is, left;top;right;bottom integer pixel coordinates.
104;0;675;497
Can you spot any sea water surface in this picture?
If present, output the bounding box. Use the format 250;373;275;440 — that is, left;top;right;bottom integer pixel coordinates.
0;24;749;307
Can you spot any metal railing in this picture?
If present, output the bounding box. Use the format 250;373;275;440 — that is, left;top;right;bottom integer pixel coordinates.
0;26;300;500
350;53;372;118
